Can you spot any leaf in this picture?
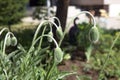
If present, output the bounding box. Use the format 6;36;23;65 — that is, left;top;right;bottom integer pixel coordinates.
51;71;76;80
17;44;26;53
7;50;19;60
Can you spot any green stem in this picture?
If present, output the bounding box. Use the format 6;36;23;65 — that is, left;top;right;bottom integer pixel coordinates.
28;34;59;54
98;32;120;79
0;28;9;35
38;25;47;50
32;20;48;44
3;32;14;56
58;32;65;47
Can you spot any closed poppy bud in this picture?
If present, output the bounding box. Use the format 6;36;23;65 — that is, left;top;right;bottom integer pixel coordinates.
56;27;63;39
6;35;11;46
54;47;64;63
89;27;99;43
47;31;53;42
11;36;17;46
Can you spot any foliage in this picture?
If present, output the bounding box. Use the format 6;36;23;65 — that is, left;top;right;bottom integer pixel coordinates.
91;28;120;79
0;0;28;28
0;17;76;80
68;16;120;79
4;10;120;80
77;22;92;50
67;17;99;63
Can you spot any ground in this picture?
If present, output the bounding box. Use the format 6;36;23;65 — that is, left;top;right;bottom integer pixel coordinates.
58;51;118;80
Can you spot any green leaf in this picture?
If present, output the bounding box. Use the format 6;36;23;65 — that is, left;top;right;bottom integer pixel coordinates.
51;71;76;80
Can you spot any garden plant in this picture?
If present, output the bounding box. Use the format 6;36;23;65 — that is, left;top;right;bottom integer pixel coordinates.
2;11;116;80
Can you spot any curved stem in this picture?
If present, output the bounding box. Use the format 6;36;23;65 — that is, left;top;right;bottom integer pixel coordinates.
38;25;47;50
50;17;61;27
76;11;96;27
0;28;9;35
28;34;59;54
48;20;59;29
3;32;14;56
38;23;53;50
32;20;59;50
32;20;48;44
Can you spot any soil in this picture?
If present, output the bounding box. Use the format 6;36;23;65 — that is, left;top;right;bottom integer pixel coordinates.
58;50;118;80
58;59;98;80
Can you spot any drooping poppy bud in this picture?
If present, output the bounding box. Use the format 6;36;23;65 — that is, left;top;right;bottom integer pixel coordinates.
54;47;64;63
11;36;17;46
89;27;99;43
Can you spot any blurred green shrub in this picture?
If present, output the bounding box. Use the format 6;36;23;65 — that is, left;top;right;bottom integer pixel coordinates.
0;0;28;30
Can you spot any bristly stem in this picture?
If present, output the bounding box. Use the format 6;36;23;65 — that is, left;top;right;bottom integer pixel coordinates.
38;25;47;50
0;28;9;35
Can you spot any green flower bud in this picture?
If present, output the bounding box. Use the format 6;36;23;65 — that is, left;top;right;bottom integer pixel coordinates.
89;27;99;43
6;35;11;46
11;36;17;46
56;27;63;39
54;47;64;63
47;31;53;42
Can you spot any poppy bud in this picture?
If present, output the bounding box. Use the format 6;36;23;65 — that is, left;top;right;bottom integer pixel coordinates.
54;47;64;63
89;27;99;43
11;36;17;46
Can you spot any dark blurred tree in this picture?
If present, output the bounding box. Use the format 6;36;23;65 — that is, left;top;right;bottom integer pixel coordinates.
55;0;70;31
0;0;28;30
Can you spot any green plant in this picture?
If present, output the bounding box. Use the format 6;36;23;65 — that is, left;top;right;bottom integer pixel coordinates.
90;28;120;79
0;17;76;80
98;32;120;79
0;11;100;80
0;0;28;30
71;11;99;63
